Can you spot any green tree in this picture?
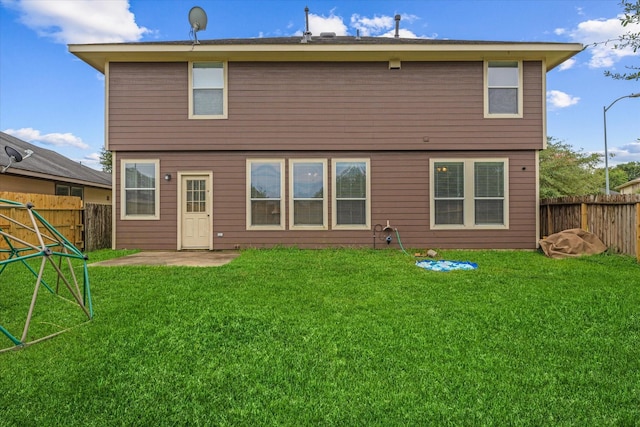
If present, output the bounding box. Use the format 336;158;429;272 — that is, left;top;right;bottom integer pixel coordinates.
99;146;112;173
604;0;640;81
612;159;640;181
539;138;602;198
594;166;628;190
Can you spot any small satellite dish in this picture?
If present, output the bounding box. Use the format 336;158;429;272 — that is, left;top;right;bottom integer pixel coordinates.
2;145;33;173
189;6;208;44
5;146;23;163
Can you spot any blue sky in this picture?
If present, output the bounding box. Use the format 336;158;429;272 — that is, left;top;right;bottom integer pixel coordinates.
0;0;638;171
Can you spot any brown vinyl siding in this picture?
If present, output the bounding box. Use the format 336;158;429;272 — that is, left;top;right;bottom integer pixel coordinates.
108;61;543;152
113;150;537;250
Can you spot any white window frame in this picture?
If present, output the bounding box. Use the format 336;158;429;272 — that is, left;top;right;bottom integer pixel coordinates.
289;159;328;230
246;159;285;230
188;61;228;119
430;158;509;230
120;159;160;220
332;158;371;230
484;60;523;118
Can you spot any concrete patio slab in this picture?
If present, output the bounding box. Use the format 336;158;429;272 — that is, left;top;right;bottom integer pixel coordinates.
89;251;240;267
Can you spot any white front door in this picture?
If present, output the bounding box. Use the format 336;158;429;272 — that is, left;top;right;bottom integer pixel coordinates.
180;174;212;249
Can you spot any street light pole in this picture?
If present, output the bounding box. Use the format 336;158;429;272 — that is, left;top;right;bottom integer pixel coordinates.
603;92;640;195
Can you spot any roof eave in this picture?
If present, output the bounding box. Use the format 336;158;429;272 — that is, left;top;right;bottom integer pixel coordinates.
69;42;584;74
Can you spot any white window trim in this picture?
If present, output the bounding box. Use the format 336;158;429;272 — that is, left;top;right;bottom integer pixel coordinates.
289;159;328;230
429;158;509;230
484;60;523;119
332;158;371;230
120;159;160;220
246;159;285;230
188;61;228;119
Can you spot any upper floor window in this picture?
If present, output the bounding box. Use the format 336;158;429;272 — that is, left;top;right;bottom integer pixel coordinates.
430;158;509;229
485;61;522;118
121;159;159;220
333;159;370;229
189;62;227;119
289;159;327;229
246;159;285;230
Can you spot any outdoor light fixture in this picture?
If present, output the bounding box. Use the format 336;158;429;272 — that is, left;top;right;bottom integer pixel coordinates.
164;173;172;181
603;93;640;194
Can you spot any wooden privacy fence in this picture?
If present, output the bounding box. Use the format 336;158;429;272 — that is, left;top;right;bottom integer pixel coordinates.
0;192;112;257
84;203;112;252
540;195;640;261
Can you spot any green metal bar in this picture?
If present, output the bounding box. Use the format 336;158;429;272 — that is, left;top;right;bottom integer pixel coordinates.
83;263;93;318
0;198;25;207
0;324;23;346
30;209;83;257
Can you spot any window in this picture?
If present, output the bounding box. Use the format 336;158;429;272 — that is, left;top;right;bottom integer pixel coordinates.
430;159;508;229
186;179;206;213
55;184;84;199
247;159;285;230
289;160;327;229
485;61;522;118
333;159;370;229
190;62;227;119
121;160;159;220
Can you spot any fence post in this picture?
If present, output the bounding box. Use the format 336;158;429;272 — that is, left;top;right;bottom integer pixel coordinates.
581;203;588;231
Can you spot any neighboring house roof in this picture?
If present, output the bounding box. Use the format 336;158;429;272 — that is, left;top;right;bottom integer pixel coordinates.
0;131;111;188
616;177;640;191
69;35;583;74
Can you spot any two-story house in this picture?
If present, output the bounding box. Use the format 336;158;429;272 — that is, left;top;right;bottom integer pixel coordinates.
69;35;582;251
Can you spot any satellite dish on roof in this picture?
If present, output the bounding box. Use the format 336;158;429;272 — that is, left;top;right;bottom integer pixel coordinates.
2;145;33;173
189;6;208;44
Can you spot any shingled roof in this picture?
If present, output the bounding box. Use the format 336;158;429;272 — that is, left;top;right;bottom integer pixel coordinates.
0;132;111;188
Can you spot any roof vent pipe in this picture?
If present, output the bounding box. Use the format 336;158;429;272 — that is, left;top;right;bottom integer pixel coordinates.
302;6;312;43
394;14;401;38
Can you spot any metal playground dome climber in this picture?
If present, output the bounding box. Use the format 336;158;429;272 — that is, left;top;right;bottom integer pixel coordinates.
0;197;93;352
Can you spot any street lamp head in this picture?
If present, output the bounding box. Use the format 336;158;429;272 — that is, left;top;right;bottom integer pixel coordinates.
630;93;640;98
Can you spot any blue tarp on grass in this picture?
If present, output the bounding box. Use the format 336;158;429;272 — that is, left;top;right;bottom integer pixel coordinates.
416;260;478;272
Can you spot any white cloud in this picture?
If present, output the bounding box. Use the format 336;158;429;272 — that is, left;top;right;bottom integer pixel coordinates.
350;13;422;38
351;14;395;37
558;58;576;71
84;152;101;162
554;28;566;36
379;28;421;39
2;0;151;44
81;152;102;168
566;15;640;69
291;10;425;39
308;11;348;36
3;127;89;149
592;141;640;166
547;90;580;109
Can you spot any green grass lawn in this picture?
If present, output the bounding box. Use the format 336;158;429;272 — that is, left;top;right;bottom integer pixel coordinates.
1;248;639;426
